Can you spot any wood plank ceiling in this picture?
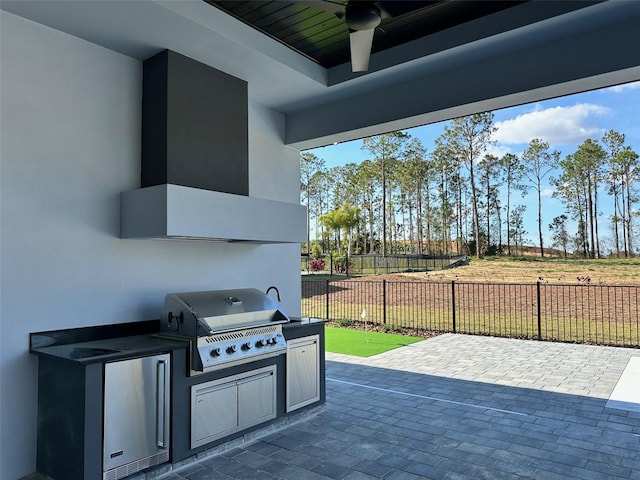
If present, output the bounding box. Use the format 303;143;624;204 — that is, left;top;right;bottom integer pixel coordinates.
205;1;526;69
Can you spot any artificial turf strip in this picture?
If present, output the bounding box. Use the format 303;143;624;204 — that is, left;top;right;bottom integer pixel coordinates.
325;326;423;357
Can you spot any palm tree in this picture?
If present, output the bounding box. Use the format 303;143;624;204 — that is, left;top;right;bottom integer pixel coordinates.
340;203;361;256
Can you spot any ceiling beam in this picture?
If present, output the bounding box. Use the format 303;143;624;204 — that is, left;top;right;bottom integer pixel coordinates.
285;1;640;149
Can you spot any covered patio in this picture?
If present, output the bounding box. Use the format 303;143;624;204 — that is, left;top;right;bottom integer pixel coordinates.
152;335;639;480
4;1;640;478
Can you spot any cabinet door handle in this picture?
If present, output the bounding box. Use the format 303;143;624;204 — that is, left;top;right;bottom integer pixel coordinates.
291;340;316;348
156;359;168;448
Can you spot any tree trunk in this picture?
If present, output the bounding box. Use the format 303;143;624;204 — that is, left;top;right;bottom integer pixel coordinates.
587;177;595;259
424;189;431;255
537;179;544;258
626;175;634;255
469;161;482;258
381;156;387;257
621;181;629;257
506;181;511;256
368;203;375;254
613;185;621;258
486;179;491;250
457;177;463;254
306;186;311;256
389;196;396;254
582;188;589;257
593;175;601;258
495;196;502;252
416;186;423;255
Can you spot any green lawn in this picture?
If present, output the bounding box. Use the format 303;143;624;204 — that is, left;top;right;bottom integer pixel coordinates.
325;326;423;357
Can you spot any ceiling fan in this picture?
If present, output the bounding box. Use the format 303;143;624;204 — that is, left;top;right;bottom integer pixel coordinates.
312;1;428;72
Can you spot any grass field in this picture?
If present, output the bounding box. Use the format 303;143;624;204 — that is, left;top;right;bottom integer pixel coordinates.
325;326;423;357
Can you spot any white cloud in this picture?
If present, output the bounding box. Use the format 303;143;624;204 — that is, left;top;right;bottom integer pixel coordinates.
482;144;513;159
541;188;556;197
604;80;640;93
493;103;610;146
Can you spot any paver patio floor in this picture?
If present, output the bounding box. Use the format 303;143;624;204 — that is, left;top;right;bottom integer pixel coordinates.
166;334;640;480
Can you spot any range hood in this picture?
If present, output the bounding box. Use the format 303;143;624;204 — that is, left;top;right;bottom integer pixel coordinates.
120;50;305;243
121;184;306;242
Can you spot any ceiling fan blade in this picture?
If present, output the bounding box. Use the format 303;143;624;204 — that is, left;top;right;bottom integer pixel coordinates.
349;28;375;72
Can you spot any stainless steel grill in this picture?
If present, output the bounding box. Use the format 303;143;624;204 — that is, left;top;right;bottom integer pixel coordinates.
159;288;289;374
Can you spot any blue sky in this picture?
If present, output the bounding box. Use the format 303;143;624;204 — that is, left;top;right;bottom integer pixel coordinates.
306;81;640;250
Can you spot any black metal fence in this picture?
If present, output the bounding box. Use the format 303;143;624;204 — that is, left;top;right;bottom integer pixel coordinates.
302;279;640;348
301;254;467;275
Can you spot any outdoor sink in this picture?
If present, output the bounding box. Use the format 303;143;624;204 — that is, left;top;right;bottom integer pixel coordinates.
68;347;120;359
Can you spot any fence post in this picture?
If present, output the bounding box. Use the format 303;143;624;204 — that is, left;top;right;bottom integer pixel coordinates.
537;281;542;340
451;280;456;333
382;279;387;325
325;279;330;320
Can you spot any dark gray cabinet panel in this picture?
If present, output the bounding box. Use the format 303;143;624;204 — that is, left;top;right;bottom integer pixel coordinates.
36;358;103;480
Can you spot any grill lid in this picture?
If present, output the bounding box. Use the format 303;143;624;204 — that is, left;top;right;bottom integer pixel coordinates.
162;288;289;337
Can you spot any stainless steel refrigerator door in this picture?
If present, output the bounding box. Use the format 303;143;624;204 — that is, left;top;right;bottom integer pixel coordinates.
103;353;170;473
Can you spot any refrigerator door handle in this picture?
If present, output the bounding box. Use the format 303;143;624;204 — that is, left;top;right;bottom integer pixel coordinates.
156;359;168;448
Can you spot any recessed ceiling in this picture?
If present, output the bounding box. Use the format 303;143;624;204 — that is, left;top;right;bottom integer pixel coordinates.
206;0;526;69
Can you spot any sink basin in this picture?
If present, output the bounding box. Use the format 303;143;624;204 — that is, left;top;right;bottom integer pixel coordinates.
68;347;120;359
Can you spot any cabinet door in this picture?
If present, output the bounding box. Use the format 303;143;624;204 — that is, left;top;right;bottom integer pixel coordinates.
191;381;238;448
287;335;320;411
190;365;276;449
237;370;276;428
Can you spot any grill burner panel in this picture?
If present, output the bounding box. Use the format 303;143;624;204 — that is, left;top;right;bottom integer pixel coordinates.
198;325;286;371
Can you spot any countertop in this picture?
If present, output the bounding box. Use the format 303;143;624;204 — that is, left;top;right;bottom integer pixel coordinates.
30;318;324;364
31;334;188;365
285;317;328;329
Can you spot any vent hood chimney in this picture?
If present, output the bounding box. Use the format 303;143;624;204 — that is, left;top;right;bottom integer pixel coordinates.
120;50;305;243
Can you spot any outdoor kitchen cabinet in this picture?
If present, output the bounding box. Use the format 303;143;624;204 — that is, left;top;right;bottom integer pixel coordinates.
30;326;186;480
286;334;320;412
190;365;277;448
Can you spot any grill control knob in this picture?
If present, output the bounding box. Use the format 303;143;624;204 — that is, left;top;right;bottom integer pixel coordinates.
241;342;252;351
226;345;237;354
210;347;222;357
269;336;278;345
256;339;267;348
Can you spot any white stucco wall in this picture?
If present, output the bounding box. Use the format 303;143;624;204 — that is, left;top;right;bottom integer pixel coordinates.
0;12;301;479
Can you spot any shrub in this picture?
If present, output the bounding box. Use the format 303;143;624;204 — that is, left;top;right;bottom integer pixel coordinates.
310;258;325;272
333;255;353;273
335;318;354;327
379;324;403;334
